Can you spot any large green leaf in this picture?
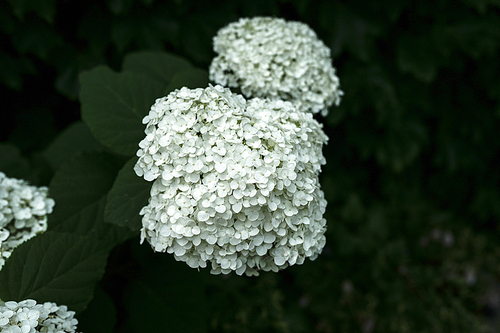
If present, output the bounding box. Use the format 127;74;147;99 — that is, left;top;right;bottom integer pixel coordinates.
43;121;108;171
48;152;135;243
0;231;111;313
105;157;151;231
122;51;193;86
79;66;165;156
0;143;30;180
164;68;210;95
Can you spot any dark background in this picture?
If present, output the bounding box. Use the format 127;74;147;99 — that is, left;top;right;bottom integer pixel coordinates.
1;0;500;332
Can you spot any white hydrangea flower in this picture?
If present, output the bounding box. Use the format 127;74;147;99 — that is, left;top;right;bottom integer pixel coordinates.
0;173;54;270
0;299;79;333
209;16;343;116
135;85;328;276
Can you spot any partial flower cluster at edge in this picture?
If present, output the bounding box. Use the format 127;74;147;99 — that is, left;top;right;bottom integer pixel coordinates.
209;16;343;116
134;85;328;276
0;172;54;270
0;299;79;333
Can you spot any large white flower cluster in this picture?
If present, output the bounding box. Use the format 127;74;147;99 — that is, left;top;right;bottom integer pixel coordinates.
0;299;79;333
135;85;328;276
0;172;54;270
209;17;343;116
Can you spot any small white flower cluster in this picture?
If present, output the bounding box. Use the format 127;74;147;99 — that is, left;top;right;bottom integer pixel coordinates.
210;17;343;116
0;172;54;270
0;299;79;333
135;85;328;276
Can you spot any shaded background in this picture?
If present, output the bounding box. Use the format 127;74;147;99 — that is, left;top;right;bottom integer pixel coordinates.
1;0;500;332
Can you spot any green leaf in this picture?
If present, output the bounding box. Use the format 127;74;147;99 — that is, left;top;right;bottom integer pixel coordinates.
79;66;165;156
444;19;500;58
122;51;193;86
43;121;108;171
107;0;134;15
397;35;439;82
0;231;111;313
460;0;500;13
179;14;220;64
0;143;30;180
164;68;210;94
7;0;56;22
0;54;35;90
322;2;381;61
105;157;151;231
11;20;63;60
375;124;426;172
0;144;53;186
48;152;135;243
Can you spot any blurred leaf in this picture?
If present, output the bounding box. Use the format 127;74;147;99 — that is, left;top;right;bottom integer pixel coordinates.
8;106;57;152
322;2;380;61
11;20;63;60
460;0;500;13
110;11;175;53
0;54;35;90
179;13;221;64
444;18;500;58
110;18;138;53
7;0;56;22
105;157;150;231
122;51;193;86
0;144;52;185
0;143;30;179
43;121;108;171
77;6;113;55
341;63;401;119
397;35;439;82
107;0;134;15
0;231;111;313
164;68;210;94
376;121;427;172
76;285;117;333
79;66;165;156
48;152;135;244
55;62;81;100
470;187;500;222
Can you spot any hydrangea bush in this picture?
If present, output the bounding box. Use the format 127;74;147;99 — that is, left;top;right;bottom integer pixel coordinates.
209;17;343;115
0;173;54;270
0;299;79;333
4;1;495;330
134;85;329;276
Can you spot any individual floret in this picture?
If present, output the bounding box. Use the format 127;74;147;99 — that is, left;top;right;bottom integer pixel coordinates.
135;85;328;276
0;299;79;333
0;173;54;270
209;17;343;115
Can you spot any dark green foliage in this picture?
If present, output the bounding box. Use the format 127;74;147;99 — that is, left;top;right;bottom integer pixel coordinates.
105;157;150;231
48;152;134;244
1;0;500;332
42;121;109;171
122;51;193;85
0;231;111;313
79;66;165;156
